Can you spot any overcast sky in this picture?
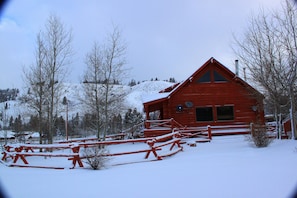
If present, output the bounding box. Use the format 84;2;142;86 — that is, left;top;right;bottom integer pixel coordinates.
0;0;282;89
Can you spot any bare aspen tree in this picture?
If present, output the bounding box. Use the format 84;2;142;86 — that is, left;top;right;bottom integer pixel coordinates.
22;15;73;144
83;26;127;140
101;26;127;140
83;42;103;138
274;0;297;139
22;32;47;144
233;10;286;137
233;0;297;139
43;15;73;144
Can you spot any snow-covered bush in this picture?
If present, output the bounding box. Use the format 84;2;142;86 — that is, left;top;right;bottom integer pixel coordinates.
83;146;109;170
248;124;273;147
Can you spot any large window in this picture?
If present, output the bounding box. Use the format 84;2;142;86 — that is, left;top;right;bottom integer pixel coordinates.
216;106;234;120
214;71;227;82
196;107;213;121
197;70;229;83
197;71;211;83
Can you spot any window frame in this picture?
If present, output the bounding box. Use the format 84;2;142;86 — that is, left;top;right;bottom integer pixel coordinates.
216;105;234;121
213;70;228;82
197;70;211;83
196;106;214;122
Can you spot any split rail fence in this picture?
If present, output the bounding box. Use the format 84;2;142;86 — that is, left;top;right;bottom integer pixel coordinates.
1;132;183;169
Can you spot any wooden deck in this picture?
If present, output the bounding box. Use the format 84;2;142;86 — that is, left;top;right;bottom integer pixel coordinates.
143;119;252;139
143;119;284;140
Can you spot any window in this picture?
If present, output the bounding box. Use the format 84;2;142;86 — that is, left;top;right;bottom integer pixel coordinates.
196;107;213;121
197;71;211;83
149;110;161;120
216;106;234;120
214;71;227;82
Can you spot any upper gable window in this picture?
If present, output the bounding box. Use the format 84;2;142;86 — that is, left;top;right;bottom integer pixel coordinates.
214;71;227;82
197;70;211;83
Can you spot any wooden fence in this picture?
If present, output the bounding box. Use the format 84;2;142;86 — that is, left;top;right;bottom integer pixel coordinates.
1;132;183;169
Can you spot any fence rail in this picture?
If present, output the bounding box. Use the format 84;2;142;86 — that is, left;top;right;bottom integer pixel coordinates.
1;132;183;169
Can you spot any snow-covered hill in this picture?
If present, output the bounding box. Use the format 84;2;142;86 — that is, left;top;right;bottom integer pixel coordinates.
0;80;174;124
125;80;174;112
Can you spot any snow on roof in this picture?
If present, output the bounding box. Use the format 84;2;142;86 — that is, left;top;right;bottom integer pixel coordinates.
140;81;183;104
27;132;40;138
0;131;41;139
0;130;15;138
142;92;170;104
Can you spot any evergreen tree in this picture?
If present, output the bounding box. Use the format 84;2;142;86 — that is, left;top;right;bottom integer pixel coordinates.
9;116;14;129
110;114;123;134
124;108;143;128
54;115;65;136
71;113;80;136
128;79;137;86
28;115;39;131
14;115;22;132
169;77;176;83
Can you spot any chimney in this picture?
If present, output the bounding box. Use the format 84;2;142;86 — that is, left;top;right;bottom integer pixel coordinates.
235;60;239;76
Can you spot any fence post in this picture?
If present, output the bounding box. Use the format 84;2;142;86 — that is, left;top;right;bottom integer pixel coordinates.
170;118;174;130
144;121;150;129
207;125;212;140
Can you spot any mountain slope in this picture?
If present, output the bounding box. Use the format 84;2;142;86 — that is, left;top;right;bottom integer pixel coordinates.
0;81;174;124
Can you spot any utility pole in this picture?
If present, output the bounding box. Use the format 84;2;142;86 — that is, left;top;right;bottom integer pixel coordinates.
62;96;68;141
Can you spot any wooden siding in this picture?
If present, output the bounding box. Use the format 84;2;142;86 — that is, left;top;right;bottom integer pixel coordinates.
165;82;261;127
143;58;264;128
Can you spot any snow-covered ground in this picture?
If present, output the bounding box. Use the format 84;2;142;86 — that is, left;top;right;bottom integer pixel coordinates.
1;135;297;198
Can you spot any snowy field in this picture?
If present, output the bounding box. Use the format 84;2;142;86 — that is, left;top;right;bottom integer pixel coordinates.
1;135;297;198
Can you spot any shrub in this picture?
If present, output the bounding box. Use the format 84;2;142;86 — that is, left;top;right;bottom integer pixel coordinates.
248;124;273;147
83;146;109;170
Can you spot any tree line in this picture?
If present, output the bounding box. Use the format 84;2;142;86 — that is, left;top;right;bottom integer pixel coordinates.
1;108;142;141
128;77;176;87
0;89;19;103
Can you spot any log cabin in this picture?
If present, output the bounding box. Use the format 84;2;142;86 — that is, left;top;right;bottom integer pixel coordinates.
143;57;265;136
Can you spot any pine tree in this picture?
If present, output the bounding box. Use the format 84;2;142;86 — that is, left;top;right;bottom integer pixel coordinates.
128;79;137;86
124;108;143;128
169;77;176;83
28;115;39;131
9;116;14;129
14;115;22;132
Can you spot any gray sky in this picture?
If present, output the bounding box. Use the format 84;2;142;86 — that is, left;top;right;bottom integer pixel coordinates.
0;0;281;89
